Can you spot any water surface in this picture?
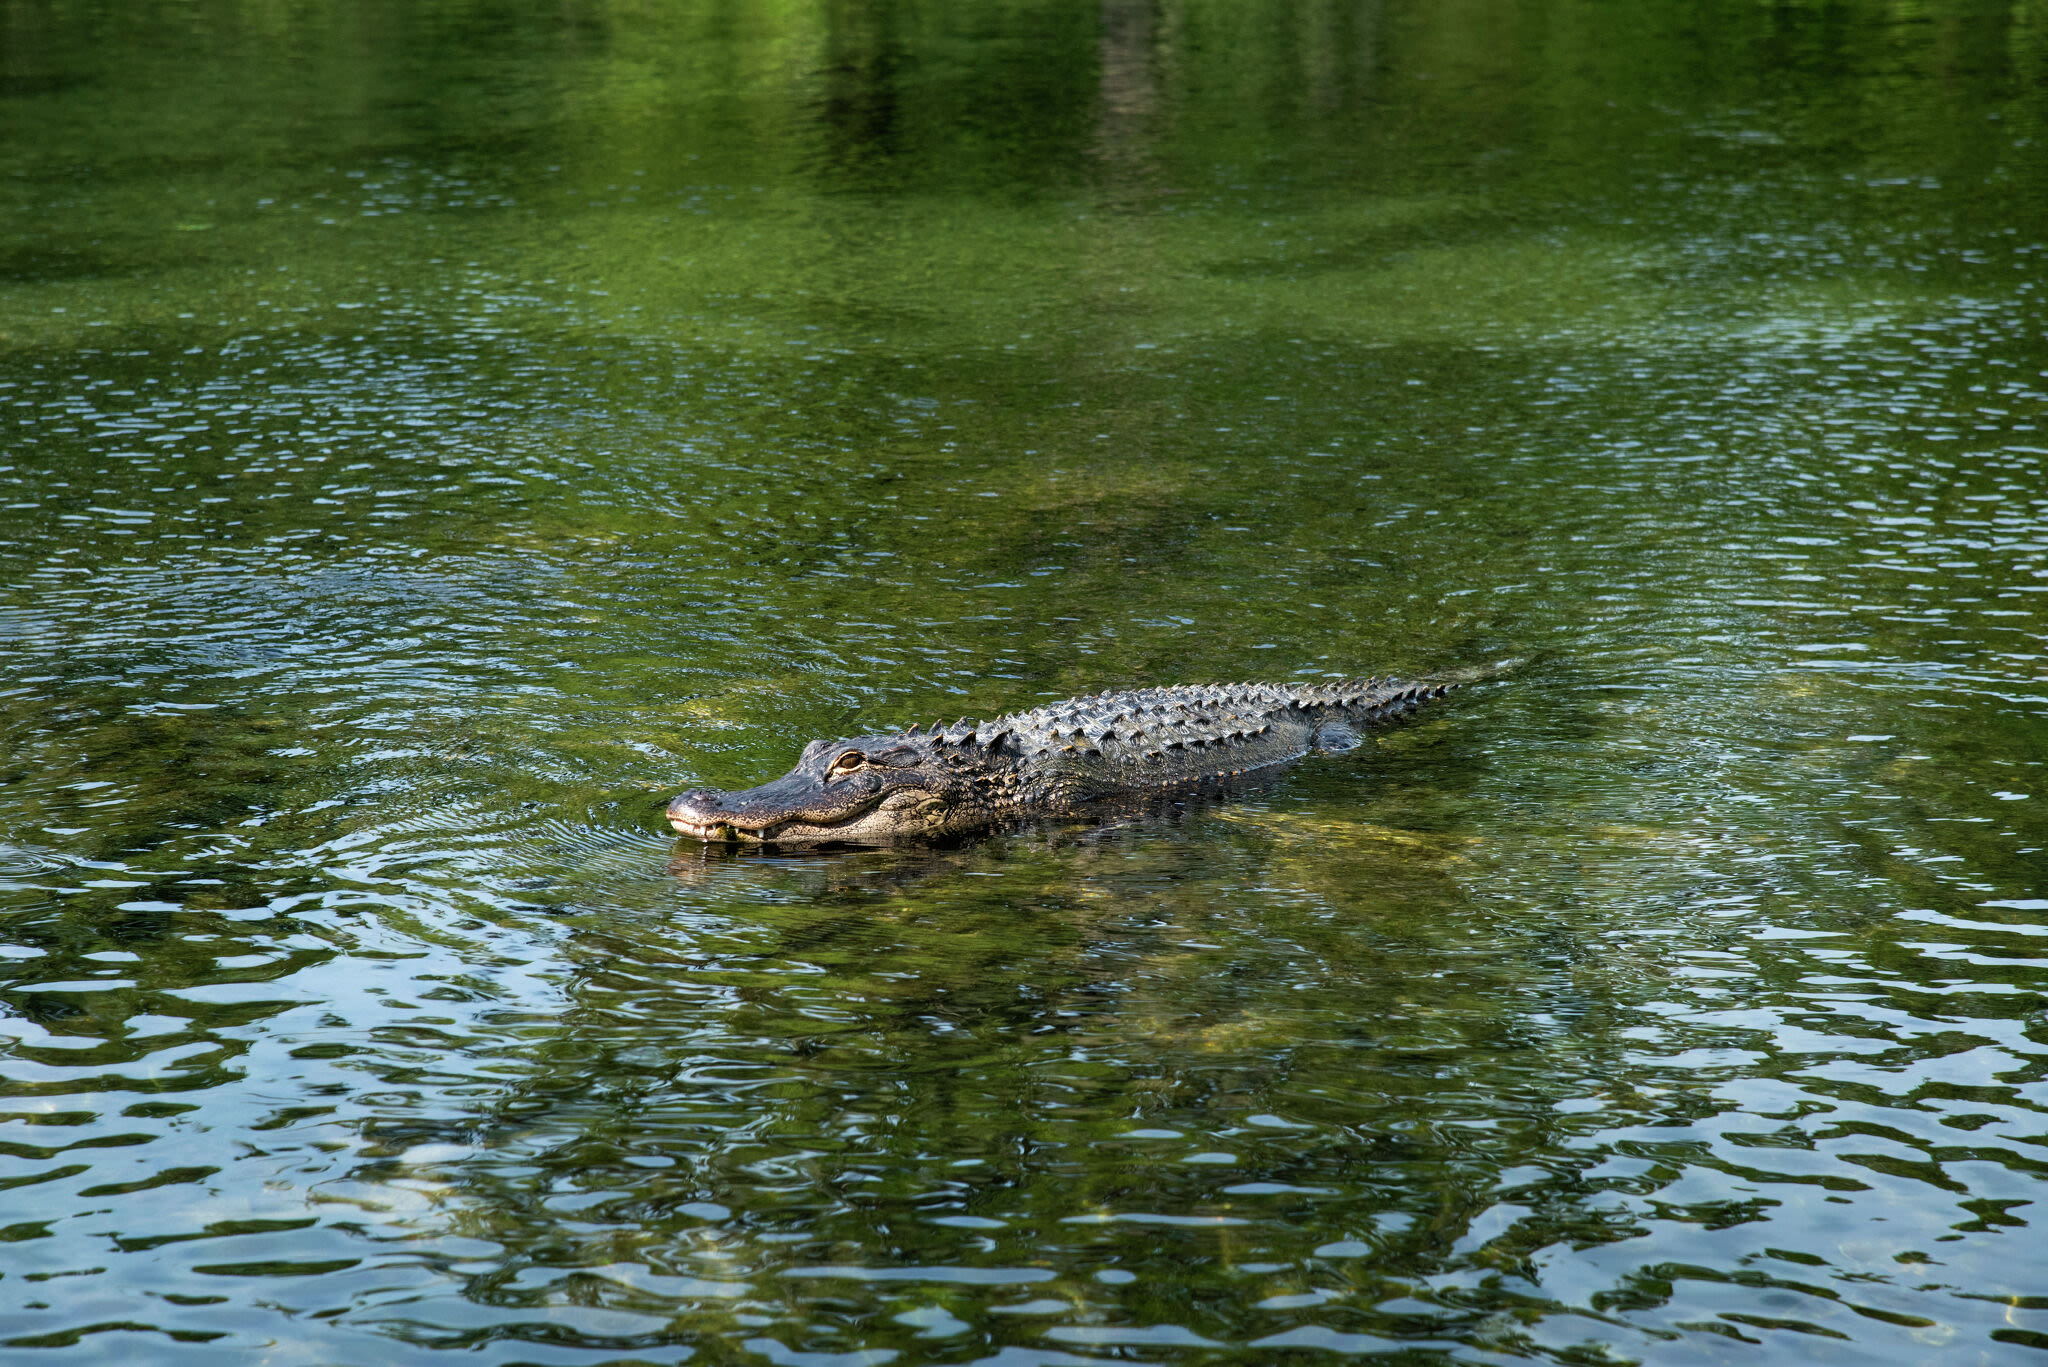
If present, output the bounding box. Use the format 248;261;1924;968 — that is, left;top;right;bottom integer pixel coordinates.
3;1;2047;1363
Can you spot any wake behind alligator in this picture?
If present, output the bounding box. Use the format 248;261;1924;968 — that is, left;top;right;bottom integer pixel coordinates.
667;672;1480;846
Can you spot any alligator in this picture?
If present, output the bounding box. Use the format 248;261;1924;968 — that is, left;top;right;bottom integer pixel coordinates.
665;673;1471;846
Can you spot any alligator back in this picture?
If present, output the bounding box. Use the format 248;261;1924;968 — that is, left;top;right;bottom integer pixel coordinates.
989;677;1456;808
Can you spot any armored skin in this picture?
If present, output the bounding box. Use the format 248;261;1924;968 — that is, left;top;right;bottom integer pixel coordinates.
666;675;1461;845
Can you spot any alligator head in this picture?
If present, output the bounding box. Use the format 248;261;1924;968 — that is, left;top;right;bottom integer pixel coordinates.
666;725;1015;845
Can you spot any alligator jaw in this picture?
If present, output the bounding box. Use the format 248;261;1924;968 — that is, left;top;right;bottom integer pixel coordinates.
666;812;748;842
666;789;885;845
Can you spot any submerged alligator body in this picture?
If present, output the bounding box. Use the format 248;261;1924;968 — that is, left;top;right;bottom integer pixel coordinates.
666;674;1464;846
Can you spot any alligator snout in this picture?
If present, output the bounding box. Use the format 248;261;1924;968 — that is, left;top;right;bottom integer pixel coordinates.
667;790;739;838
668;789;725;819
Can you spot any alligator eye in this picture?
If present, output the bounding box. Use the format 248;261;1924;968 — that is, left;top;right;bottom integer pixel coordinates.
830;751;864;774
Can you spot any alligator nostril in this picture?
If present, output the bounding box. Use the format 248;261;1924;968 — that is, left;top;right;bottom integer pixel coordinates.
667;790;724;818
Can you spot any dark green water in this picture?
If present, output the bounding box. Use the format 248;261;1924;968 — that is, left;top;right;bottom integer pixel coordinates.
4;1;2047;1362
